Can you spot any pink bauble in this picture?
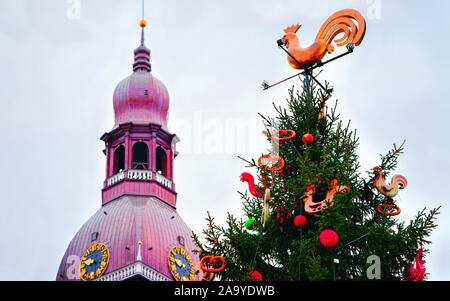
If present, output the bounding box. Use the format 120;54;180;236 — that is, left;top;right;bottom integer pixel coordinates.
320;229;339;247
294;215;307;227
249;270;262;281
302;133;314;144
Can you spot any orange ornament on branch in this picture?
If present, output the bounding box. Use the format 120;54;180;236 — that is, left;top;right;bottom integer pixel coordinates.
273;130;296;141
200;255;226;273
258;154;285;171
377;204;401;216
303;179;349;214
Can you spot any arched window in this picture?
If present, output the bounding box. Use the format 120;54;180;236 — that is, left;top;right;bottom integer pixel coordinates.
156;146;167;176
132;142;149;170
113;145;125;174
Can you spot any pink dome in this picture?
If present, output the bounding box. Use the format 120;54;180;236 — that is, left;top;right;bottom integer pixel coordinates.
56;196;200;281
112;33;169;129
113;71;169;129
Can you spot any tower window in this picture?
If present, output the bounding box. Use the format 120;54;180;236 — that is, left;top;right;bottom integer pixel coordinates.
156;147;167;176
91;232;99;241
113;145;125;174
132;142;149;170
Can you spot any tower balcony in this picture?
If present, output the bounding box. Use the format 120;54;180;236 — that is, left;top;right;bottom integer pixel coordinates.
102;169;176;207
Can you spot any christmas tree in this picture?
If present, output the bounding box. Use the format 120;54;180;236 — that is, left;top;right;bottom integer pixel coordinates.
192;78;440;281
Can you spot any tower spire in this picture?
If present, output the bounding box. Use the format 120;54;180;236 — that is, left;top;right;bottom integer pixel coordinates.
140;25;145;46
140;0;146;46
133;12;151;72
132;0;150;71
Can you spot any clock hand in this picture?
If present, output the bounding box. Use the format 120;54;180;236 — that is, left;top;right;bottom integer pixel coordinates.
85;258;95;266
174;259;187;268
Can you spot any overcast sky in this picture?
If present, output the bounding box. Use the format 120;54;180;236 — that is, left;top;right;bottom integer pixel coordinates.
0;0;449;280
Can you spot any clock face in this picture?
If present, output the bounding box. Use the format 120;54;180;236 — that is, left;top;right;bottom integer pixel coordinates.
79;243;110;281
168;246;195;281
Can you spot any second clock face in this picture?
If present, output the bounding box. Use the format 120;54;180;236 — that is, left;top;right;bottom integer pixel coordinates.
168;246;195;281
79;243;110;281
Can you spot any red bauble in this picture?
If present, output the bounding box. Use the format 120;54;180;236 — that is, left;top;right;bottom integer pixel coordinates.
294;215;307;227
319;229;339;247
302;133;314;144
249;270;262;281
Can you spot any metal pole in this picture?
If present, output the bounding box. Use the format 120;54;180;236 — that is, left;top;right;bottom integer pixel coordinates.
295;194;307;281
333;254;336;281
252;224;264;269
298;199;303;281
333;232;370;280
304;71;311;96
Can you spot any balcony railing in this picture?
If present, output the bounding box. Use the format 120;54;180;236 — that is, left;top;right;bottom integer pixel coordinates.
128;169;152;180
105;169;172;190
156;173;172;189
106;171;125;186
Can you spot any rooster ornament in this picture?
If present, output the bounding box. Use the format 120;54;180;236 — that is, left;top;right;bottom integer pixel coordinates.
303;180;350;214
240;172;265;199
280;9;366;69
372;166;408;198
405;248;426;281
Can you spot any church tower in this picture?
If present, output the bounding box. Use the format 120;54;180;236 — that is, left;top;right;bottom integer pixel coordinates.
56;20;200;281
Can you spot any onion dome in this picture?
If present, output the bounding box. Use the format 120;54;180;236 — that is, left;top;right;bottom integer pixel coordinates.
113;22;169;129
56;196;199;281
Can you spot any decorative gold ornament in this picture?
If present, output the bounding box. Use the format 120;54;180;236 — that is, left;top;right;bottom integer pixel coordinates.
168;246;195;281
79;243;110;281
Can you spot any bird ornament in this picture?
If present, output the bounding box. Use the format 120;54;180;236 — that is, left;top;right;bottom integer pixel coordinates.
240;172;265;198
372;166;407;198
303;179;350;214
405;248;426;281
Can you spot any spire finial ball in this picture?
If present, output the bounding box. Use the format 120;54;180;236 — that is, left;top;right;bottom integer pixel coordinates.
140;20;147;28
